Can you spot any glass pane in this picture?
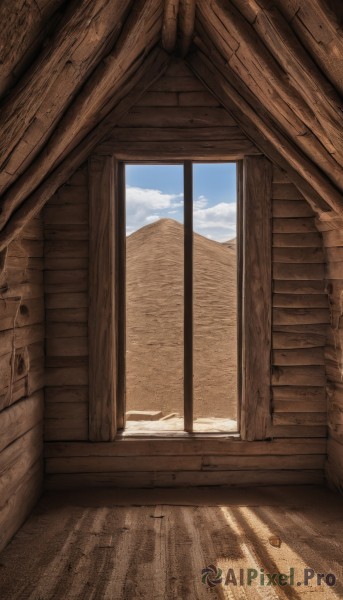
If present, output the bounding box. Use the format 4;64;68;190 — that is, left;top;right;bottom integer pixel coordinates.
192;163;238;433
125;164;184;432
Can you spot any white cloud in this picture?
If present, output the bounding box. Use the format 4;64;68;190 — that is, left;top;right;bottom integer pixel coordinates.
126;186;183;235
194;196;236;242
125;187;236;243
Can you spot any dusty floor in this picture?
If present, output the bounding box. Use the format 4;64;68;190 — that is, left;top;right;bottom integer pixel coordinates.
0;486;342;599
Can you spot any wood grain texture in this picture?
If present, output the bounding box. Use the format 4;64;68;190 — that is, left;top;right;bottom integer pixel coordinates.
241;156;272;441
0;47;169;252
88;156;117;442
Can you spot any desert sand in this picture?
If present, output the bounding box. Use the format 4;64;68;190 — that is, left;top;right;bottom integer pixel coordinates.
126;218;237;424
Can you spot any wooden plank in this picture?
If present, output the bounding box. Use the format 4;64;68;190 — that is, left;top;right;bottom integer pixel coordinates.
45;469;324;489
273;413;326;426
46;308;88;323
151;76;205;92
273;263;325;280
45;293;88;310
273;308;330;325
88;155;116;442
45;367;88;387
44;420;88;442
45;387;88;404
184;161;193;433
241;156;272;440
273;218;317;233
273;331;326;350
273;348;324;366
273;400;326;413
272;183;305;200
272;366;326;386
0;392;43;454
45;453;324;474
273;280;325;294
44;224;88;241
273;386;325;402
178;91;219;106
46;337;88;357
44;437;327;458
272;294;328;308
103;126;245;142
273;232;323;247
118;107;236;128
95;139;259;160
45;322;87;338
273;200;314;217
44;240;88;258
136;91;179;106
44;269;88;294
273;247;324;263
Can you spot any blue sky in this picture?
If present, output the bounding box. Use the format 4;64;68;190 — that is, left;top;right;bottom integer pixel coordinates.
125;163;237;242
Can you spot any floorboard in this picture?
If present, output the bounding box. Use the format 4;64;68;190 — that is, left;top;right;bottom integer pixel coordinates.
0;486;342;599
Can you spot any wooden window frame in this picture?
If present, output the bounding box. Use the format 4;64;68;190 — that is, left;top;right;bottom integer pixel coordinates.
88;154;272;441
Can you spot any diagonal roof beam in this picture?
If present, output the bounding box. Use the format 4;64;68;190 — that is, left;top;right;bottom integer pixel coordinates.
196;0;343;191
0;0;135;194
0;0;65;99
187;46;343;216
0;0;163;232
0;48;170;251
229;0;343;168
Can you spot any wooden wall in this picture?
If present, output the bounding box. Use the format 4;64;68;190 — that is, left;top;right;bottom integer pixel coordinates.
0;216;44;551
271;166;328;438
317;216;343;492
44;166;89;442
42;61;329;489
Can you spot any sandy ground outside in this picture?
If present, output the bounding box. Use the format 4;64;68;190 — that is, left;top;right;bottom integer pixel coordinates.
126;219;237;424
0;486;342;599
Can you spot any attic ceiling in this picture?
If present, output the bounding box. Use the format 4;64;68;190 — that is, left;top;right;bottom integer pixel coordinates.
0;0;342;249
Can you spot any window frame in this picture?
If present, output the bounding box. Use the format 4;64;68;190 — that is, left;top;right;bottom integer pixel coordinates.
88;154;272;442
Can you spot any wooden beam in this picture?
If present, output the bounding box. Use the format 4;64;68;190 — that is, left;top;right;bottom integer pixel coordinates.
235;0;343;165
0;0;65;99
179;0;196;56
274;0;343;96
187;48;342;216
116;162;126;431
0;0;162;229
196;0;343;187
184;161;193;432
0;48;170;251
0;0;134;193
241;156;272;441
162;0;180;52
88;156;116;442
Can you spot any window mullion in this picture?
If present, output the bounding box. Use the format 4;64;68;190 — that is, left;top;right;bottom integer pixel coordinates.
184;161;194;432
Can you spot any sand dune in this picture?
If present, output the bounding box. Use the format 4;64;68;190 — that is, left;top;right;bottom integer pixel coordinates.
126;218;237;421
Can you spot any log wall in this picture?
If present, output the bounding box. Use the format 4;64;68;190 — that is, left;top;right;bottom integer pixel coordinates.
44;165;89;443
43;61;329;489
0;216;44;552
316;216;343;492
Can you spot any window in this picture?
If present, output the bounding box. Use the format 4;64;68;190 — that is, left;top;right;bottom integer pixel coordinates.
88;154;272;442
123;161;238;434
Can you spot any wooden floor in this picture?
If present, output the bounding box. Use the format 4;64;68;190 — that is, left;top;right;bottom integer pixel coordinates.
0;486;342;599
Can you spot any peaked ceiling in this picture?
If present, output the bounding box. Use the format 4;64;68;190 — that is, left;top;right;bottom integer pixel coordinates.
0;0;342;249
